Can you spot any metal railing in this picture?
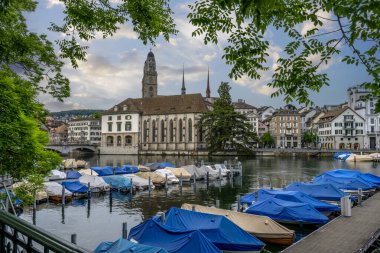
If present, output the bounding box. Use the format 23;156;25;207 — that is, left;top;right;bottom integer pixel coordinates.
0;210;89;253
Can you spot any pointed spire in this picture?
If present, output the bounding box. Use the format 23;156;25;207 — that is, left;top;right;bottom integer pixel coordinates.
206;67;211;98
181;64;186;95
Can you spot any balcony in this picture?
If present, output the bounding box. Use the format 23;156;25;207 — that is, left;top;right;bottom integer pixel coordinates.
343;117;355;122
367;131;380;135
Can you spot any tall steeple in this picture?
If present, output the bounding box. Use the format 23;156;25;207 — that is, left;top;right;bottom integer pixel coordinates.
206;67;211;98
142;50;158;98
181;64;186;95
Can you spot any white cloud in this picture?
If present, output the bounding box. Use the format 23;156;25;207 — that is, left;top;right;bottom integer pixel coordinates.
301;11;336;36
46;0;63;8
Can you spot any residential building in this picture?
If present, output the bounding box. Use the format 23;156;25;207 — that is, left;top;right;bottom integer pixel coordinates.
258;106;275;121
299;108;317;134
233;99;258;134
48;123;68;144
269;107;301;148
317;107;365;149
68;118;101;144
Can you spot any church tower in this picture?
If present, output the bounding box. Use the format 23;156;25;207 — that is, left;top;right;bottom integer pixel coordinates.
142;50;158;98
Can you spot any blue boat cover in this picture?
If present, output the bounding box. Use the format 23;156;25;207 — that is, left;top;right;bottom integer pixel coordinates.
255;189;339;212
157;207;264;252
319;169;380;186
285;182;348;201
66;171;82;179
129;219;222;253
145;163;176;171
115;165;140;175
102;176;132;190
61;181;88;193
333;152;352;160
94;238;168;253
240;192;256;206
314;174;376;190
245;197;329;224
92;166;114;176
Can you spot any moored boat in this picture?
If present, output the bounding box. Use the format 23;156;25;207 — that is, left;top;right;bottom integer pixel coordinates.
79;174;110;192
181;203;295;246
43;182;72;202
136;172;166;186
154;169;179;184
94;238;167;253
166;167;192;182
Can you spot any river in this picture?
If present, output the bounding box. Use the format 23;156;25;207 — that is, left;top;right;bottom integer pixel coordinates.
19;155;380;252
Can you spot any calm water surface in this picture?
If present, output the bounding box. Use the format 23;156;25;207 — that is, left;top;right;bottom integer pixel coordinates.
19;155;380;252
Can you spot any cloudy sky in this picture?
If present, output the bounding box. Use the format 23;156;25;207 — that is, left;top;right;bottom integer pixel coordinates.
28;0;374;112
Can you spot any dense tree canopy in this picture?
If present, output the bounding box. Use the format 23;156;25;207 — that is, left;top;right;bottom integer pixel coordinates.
302;131;319;147
197;82;257;154
260;132;275;148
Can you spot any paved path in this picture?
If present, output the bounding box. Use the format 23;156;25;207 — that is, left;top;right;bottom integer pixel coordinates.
282;192;380;253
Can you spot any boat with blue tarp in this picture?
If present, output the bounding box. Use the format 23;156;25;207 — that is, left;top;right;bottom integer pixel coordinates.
102;175;133;192
333;152;352;160
284;182;348;202
115;165;140;175
61;181;88;196
318;169;380;186
94;238;168;253
245;198;329;225
313;174;377;192
66;171;82;179
251;189;340;213
91;166;114;176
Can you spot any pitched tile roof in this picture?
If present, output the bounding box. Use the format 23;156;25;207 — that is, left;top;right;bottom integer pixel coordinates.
317;107;348;123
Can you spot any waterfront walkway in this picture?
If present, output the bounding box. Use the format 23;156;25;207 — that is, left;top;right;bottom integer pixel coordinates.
282;192;380;253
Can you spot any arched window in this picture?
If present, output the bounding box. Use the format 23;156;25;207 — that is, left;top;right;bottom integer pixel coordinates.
188;119;193;142
117;136;122;146
143;120;148;142
152;120;156;142
125;135;132;145
106;136;114;146
179;119;183;142
198;127;204;142
169;119;174;142
161;120;165;142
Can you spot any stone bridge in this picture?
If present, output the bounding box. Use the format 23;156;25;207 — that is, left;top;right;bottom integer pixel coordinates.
46;143;98;155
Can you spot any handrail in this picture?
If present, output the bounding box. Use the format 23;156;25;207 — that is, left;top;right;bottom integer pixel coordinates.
0;210;90;253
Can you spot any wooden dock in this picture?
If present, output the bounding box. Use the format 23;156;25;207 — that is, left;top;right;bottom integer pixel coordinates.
282;192;380;253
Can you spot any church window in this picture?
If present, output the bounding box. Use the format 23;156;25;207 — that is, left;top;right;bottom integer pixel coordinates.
188;119;193;142
179;119;183;142
161;120;165;142
125;136;132;145
125;122;131;131
169;119;174;142
117;136;122;146
143;120;148;142
152;120;157;142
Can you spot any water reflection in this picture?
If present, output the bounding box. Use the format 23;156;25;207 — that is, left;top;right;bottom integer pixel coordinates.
20;155;380;252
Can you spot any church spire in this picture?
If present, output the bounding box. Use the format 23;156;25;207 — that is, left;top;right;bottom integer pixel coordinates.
181;64;186;95
206;67;211;98
142;50;158;98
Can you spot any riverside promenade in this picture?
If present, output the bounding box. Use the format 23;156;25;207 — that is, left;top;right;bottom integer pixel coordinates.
282;192;380;253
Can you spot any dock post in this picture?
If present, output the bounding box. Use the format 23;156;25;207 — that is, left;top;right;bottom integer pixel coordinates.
122;222;128;239
201;160;204;166
358;188;363;206
206;172;209;187
341;196;352;217
216;199;220;208
130;178;133;194
192;205;196;211
87;183;91;199
237;195;241;212
219;168;222;180
61;186;65;206
109;183;113;213
165;174;168;189
71;234;77;244
113;167;116;175
148;176;151;194
33;193;37;225
161;212;166;224
193;173;196;185
180;173;183;187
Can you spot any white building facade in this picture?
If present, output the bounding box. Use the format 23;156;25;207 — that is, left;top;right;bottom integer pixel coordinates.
68;118;101;144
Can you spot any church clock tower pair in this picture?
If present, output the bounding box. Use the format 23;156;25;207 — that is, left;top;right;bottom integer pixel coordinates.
142;50;158;98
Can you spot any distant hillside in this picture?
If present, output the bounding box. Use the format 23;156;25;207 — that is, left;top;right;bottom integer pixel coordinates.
50;109;105;118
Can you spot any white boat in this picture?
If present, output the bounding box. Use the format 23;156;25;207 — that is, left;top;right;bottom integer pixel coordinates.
166;167;192;182
345;154;374;162
79;174;110;192
43;182;72;201
154;169;179;184
123;174;155;190
78;168;99;176
182;165;206;180
201;165;219;180
213;164;230;177
49;170;66;181
63;159;77;169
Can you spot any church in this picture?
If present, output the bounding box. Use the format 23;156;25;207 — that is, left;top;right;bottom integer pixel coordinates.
99;51;211;155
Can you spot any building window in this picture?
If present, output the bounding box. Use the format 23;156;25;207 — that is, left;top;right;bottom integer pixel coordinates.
117;122;122;132
143;120;148;142
108;116;112;121
152;120;157;142
117;136;122;146
125;122;131;131
169;119;174;142
188;119;193;142
161;120;165;142
117;115;121;120
125;115;132;120
125;135;132;145
108;123;112;132
106;136;114;146
179;119;183;142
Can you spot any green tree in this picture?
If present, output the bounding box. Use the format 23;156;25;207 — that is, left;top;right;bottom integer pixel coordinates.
302;131;319;148
197;82;257;154
0;70;62;179
260;132;274;148
188;0;380;110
